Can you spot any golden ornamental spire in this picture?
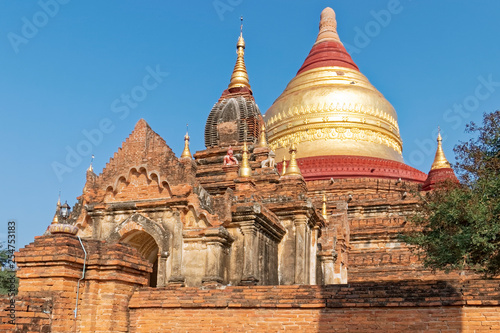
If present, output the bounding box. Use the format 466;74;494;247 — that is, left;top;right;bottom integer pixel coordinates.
322;193;328;219
228;16;251;90
286;142;302;176
239;142;252;177
281;156;287;176
431;130;451;170
51;196;60;225
257;123;268;148
315;7;342;45
51;212;59;224
181;125;192;159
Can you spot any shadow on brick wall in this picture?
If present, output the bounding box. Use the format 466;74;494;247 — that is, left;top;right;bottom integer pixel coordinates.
317;280;464;332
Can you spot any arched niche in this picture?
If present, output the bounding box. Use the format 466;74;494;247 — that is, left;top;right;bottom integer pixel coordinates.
108;213;170;287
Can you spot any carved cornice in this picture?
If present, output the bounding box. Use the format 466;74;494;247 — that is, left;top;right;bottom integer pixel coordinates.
230;203;286;242
266;102;399;130
183;226;233;246
86;198;189;214
283;155;427;182
269;126;402;155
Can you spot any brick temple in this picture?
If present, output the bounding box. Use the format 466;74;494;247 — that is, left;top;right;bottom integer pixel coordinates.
2;7;499;332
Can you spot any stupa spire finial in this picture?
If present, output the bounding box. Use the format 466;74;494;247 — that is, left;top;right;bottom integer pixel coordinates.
228;16;251;90
181;124;192;159
431;127;451;170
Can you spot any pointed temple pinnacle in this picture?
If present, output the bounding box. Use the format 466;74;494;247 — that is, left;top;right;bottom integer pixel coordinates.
315;7;342;45
257;123;268;148
181;124;192;159
52;196;61;225
228;17;251;90
430;130;451;170
286;142;302;176
296;7;358;75
239;141;252;177
281;156;287;176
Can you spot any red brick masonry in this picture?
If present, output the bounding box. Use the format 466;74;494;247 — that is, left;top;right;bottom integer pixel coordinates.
0;295;52;333
128;280;500;332
1;233;499;332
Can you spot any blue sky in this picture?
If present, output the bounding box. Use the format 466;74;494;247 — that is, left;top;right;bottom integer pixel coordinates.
1;0;499;249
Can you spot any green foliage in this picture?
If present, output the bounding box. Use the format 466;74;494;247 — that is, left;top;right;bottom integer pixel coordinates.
0;242;18;295
404;111;500;277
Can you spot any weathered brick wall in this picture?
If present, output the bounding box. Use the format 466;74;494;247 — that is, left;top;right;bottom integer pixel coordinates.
13;234;152;333
4;281;499;332
307;178;453;282
130;307;500;332
8;233;500;332
0;294;52;333
129;280;500;333
131;308;469;332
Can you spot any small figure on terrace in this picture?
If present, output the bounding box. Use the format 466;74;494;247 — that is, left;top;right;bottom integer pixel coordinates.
224;146;238;166
261;151;276;168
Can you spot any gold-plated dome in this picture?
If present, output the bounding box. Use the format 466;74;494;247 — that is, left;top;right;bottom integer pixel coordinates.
430;131;451;170
265;7;404;163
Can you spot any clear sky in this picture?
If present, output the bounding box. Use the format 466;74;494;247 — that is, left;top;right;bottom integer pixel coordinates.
1;0;500;249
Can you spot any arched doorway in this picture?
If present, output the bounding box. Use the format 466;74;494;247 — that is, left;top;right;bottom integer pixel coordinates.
120;230;160;287
107;213;171;287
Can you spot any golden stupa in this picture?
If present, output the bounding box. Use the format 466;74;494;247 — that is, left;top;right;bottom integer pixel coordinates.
430;131;451;170
265;7;404;163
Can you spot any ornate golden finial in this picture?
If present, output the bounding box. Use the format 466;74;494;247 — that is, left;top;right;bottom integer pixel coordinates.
431;128;451;170
286;142;302;176
322;193;328;219
51;212;59;224
281;156;287;176
239;142;252;177
181;124;192;159
51;196;61;225
228;16;251;90
315;7;342;45
87;155;94;173
257;123;268;148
